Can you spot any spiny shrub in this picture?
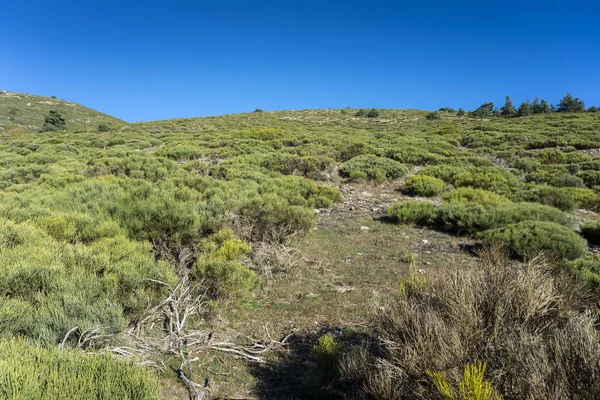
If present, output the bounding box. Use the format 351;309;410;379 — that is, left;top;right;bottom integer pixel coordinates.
563;187;600;210
481;221;587;260
0;339;160;399
338;141;377;162
98;123;110;132
387;201;435;225
237;127;292;141
0;218;176;343
192;229;259;299
340;155;409;182
403;175;445;197
577;170;600;188
388;201;572;234
418;165;471;182
442;187;511;205
581;220;600;244
567;255;600;290
346;247;600;399
527;186;577;211
386;146;439;165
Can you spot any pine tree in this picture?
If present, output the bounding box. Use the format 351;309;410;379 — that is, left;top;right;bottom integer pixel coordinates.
500;96;516;117
558;93;585;112
41;110;66;132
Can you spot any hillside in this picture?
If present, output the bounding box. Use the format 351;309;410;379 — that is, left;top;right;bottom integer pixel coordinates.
1;105;599;399
0;90;124;132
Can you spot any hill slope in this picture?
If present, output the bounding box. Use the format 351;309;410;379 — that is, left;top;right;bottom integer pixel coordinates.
1;106;599;399
0;90;124;132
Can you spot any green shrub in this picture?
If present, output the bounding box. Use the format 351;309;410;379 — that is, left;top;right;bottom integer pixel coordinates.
338;141;377;162
563;187;600;210
386;146;439;165
340;155;409;182
426;111;441;120
355;108;379;118
581;220;600;244
98;123;110;132
387;201;435;225
192;230;259;300
577;170;600;188
311;333;341;374
528;186;577;211
481;221;587;260
403;175;445;197
442;187;510;205
0;338;159;399
567;255;600;289
418;165;470;182
366;108;380;118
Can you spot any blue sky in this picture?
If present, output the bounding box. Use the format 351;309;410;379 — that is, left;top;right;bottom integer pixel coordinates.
1;0;599;122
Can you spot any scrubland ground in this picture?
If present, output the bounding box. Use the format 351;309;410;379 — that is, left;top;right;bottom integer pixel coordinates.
0;105;599;399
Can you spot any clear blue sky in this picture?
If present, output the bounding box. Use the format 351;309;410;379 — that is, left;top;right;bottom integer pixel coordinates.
2;0;599;122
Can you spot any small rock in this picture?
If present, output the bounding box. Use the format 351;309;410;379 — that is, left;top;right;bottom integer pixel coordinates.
425;261;432;265
418;269;425;274
314;209;321;213
360;226;370;231
422;239;429;244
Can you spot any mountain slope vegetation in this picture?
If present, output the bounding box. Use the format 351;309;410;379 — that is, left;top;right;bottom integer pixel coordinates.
0;94;599;399
0;90;124;133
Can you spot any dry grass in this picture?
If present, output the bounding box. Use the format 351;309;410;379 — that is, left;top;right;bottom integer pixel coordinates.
347;245;600;400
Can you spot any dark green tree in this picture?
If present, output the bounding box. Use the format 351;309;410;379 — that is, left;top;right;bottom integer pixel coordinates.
557;93;585;112
500;96;516;117
457;108;465;116
517;101;532;117
470;102;496;118
41;110;66;132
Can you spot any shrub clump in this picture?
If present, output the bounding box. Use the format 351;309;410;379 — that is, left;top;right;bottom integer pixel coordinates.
481;221;588;260
387;201;572;235
346;247;600;399
442;187;511;205
581;220;600;244
403;175;445;197
387;201;435;225
340;155;409;182
0;338;160;399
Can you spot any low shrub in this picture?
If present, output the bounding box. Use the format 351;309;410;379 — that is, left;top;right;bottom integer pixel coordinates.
581;220;600;244
527;186;577;211
0;338;160;399
337;141;377;162
567;255;600;290
426;111;441;120
388;200;571;234
340;155;409;182
442;187;511;205
192;229;259;300
387;201;435;225
577;170;600;188
481;221;587;260
346;248;600;399
403;175;445;197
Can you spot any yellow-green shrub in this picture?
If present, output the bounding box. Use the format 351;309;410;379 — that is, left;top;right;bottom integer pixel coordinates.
0;339;160;399
403;175;445;197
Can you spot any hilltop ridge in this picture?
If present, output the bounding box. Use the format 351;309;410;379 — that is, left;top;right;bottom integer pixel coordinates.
0;90;124;133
